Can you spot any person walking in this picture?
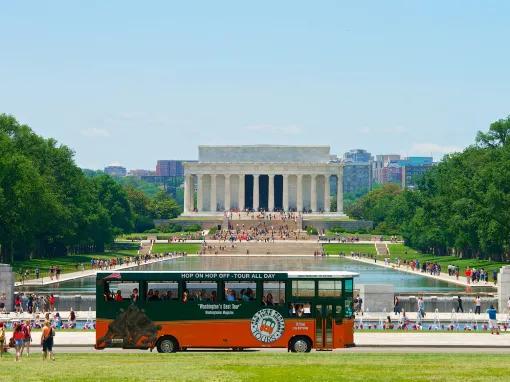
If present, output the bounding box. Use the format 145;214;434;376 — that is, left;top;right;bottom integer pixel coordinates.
456;296;464;313
12;322;25;361
41;321;55;361
487;304;500;335
22;320;32;357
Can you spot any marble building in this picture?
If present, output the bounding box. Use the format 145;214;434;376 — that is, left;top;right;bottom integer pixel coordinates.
182;145;344;215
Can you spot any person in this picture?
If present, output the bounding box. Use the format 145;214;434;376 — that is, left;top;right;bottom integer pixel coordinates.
12;322;25;361
474;296;481;315
393;296;401;315
486;304;499;335
226;289;236;302
266;293;274;306
49;294;56;312
114;290;123;302
131;288;139;302
181;290;189;303
417;297;425;319
22;320;32;357
0;322;5;358
507;297;510;314
68;309;77;329
41;321;55;361
456;296;464;313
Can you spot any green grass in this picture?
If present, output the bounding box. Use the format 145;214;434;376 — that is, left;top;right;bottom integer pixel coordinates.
323;243;377;256
1;353;510;381
151;243;201;254
323;242;506;276
387;243;506;275
12;250;139;281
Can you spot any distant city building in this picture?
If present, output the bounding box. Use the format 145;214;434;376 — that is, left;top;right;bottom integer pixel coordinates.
104;165;127;177
128;169;155;178
400;157;434;189
372;154;401;184
343;162;372;195
343;149;373;163
156;160;197;177
372;155;434;189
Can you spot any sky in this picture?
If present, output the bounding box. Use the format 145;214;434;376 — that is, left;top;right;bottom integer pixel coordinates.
1;1;509;170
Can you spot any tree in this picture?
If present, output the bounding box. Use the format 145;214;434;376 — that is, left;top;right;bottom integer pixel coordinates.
150;190;181;219
476;115;510;148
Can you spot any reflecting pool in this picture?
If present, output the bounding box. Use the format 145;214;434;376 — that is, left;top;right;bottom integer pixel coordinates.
17;256;476;294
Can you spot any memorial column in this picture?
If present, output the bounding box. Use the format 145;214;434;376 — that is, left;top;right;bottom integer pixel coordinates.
183;173;191;213
210;174;217;212
324;175;331;212
336;170;343;213
268;174;275;211
282;174;289;211
238;174;245;211
224;174;231;211
297;174;303;212
253;174;259;211
311;174;317;212
197;174;204;212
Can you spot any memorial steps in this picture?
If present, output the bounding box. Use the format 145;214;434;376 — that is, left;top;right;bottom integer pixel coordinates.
206;241;322;255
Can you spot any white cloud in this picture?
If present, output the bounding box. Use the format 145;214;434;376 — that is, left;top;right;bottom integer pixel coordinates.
244;124;303;135
410;143;462;158
80;127;110;138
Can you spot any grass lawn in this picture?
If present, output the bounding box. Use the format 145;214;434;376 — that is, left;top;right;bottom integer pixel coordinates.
12;250;139;282
151;243;201;254
323;243;377;256
1;352;510;382
387;243;507;276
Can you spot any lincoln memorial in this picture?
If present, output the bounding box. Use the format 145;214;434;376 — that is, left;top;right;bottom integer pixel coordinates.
182;145;344;215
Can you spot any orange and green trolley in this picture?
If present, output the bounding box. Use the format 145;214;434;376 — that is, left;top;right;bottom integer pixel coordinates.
95;270;357;353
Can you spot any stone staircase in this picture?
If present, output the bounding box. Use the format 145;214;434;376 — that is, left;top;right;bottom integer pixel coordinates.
375;242;389;256
225;219;300;231
207;241;322;255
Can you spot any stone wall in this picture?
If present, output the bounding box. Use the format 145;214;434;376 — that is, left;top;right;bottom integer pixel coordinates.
359;284;394;312
303;219;373;232
498;266;510;313
0;264;14;311
396;295;498;314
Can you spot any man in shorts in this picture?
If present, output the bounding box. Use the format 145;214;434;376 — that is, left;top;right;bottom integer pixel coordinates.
41;321;55;360
486;304;500;335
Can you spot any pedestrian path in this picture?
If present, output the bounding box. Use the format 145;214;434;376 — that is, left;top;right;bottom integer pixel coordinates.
15;253;180;287
344;255;495;289
2;331;509;347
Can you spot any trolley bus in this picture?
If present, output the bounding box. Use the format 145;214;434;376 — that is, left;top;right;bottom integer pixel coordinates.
95;270;357;353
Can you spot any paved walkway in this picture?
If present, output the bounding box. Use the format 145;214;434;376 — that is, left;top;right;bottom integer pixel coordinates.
3;331;510;347
343;255;495;289
15;253;180;287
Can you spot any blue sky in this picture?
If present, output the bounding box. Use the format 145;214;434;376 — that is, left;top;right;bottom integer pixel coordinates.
1;1;509;169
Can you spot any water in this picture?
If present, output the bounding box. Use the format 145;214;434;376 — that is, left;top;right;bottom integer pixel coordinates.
17;256;473;294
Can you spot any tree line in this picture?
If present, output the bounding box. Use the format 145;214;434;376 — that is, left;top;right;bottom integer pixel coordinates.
0;114;181;262
347;116;510;261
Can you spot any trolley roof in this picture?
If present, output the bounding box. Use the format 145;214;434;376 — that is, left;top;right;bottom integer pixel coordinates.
96;270;358;281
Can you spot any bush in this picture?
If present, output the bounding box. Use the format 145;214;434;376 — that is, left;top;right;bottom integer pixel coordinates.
186;224;202;232
306;226;318;235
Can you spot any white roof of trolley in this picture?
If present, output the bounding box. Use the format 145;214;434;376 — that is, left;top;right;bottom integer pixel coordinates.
97;270;358;278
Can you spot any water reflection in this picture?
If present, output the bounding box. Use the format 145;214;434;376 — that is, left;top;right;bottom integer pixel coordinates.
16;256;479;294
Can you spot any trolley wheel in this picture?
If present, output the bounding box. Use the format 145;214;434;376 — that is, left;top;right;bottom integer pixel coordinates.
156;336;179;353
289;336;312;353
